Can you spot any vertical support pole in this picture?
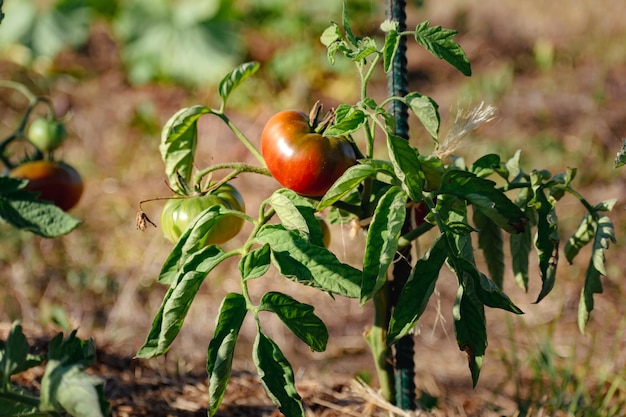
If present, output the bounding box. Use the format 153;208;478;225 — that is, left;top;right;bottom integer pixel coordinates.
386;0;417;410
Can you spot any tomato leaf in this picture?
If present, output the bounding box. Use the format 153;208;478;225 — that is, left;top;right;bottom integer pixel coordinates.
452;284;485;387
403;92;440;140
414;20;471;76
578;215;615;333
158;206;227;285
318;160;396;210
269;189;327;247
0;177;81;237
471;154;502;178
218;61;260;108
160;105;213;194
387;134;424;201
239;244;271;281
473;209;505;288
323;107;365;137
382;26;400;73
511;219;532;292
256;224;361;298
139;244;226;358
565;214;595;264
361;186;407;303
388;236;448;344
207;293;247;416
530;174;559;303
40;331;108;417
259;292;328;352
439;170;528;234
253;328;304;417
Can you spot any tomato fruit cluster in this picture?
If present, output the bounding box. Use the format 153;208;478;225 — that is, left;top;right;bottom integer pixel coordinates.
9;160;83;211
261;110;357;197
27;117;67;152
160;183;246;245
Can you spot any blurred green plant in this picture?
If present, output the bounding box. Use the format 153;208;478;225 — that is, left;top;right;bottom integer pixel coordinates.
0;322;109;417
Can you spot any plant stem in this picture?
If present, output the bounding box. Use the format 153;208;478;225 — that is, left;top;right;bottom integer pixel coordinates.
193;162;271;191
364;284;395;402
214;112;266;167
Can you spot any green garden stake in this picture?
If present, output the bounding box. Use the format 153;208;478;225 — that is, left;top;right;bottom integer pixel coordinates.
386;0;417;410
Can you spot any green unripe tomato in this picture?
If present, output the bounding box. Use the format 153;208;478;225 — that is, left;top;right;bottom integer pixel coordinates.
27;118;67;152
160;183;245;245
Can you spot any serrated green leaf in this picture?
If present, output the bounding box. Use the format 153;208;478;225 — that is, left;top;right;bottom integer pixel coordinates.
440;170;528;234
253;329;304;417
452;284;485;387
40;331;108;417
450;255;523;314
387;134;424;201
348;37;379;62
218;61;259;107
565;214;595;264
383;29;400;73
320;22;341;47
471;154;501;178
207;293;247;416
614;139;626;168
388;237;447;344
239;244;271;281
530;176;559;303
403;92;440;139
0;192;81;238
361;186;407;303
342;3;356;46
139;245;226;358
593;198;618;212
269;189;325;246
323;108;365;137
318;160;396;210
414;20;471;76
256;225;361;298
260;292;328;352
473;209;505;288
578;215;615;333
159;105;213;194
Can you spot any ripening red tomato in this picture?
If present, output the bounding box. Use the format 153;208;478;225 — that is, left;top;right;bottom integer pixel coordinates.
160;183;246;245
10;160;83;211
261;110;357;197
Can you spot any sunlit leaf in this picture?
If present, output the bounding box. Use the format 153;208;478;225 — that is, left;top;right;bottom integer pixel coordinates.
403;92;440;139
159;105;212;194
256;225;361;298
218;61;260;107
387;134;424;201
383;28;400;73
253;329;304;417
207;293;247;416
414;20;471;76
239;244;271;281
578;216;615;333
260;292;328;352
361;186;407;303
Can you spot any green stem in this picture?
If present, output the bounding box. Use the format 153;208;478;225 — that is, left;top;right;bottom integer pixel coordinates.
364;284;395;402
214;112;266;166
193;162;271;192
566;186;596;213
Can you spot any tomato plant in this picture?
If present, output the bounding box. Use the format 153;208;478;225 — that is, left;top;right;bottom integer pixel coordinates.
0;81;82;236
161;183;245;245
137;6;617;416
10;160;83;211
261;110;357;197
27;117;67;152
